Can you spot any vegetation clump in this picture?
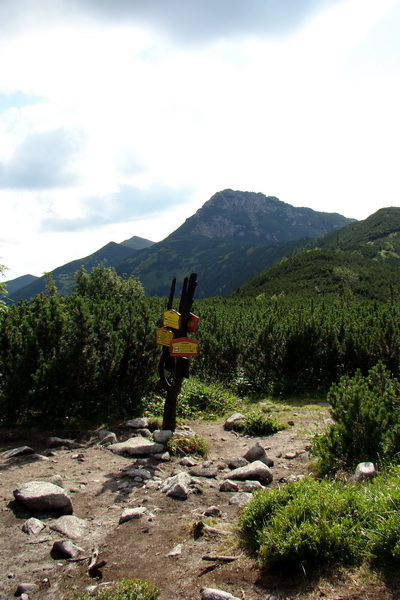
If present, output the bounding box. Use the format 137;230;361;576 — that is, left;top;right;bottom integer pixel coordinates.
312;362;400;476
233;410;287;436
73;578;160;600
239;468;400;571
166;433;208;458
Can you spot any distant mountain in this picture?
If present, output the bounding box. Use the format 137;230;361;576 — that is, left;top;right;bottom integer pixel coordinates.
3;274;38;295
233;207;400;303
9;241;139;303
115;189;355;297
168;189;354;242
9;189;356;301
120;235;155;250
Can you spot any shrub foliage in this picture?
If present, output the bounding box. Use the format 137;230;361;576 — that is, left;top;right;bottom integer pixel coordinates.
312;363;400;475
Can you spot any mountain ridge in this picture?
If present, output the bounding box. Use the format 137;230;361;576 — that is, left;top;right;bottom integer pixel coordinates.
7;189;356;301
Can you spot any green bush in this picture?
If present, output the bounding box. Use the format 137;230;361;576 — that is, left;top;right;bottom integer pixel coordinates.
176;377;238;419
73;578;160;600
312;362;400;476
233;410;287;436
239;468;400;571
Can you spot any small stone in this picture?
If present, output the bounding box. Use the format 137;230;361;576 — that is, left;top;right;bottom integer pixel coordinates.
119;506;147;523
15;583;39;595
50;515;88;539
190;467;218;479
168;543;182;557
224;412;245;431
284;452;297;459
22;517;46;535
125;417;149;429
242;480;263;492
219;480;239;492
229;492;253;506
227;457;248;469
52;539;84;558
124;467;152;480
153;429;173;444
353;462;376;482
180;456;197;467
49;474;63;488
2;446;35;458
201;587;239;600
224;460;273;485
204;505;222;517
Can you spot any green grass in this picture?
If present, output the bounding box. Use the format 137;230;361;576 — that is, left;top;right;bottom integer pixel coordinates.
166;433;208;458
73;578;160;600
238;467;400;572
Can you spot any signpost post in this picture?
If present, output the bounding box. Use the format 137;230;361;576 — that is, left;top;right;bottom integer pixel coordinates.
157;273;198;431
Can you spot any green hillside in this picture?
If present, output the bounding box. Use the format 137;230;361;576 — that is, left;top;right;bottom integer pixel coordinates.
234;208;400;303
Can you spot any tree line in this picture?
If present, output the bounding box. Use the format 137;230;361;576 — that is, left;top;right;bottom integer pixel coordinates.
1;266;400;425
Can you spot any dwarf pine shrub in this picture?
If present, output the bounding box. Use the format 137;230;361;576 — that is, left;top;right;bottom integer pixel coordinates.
312;362;400;476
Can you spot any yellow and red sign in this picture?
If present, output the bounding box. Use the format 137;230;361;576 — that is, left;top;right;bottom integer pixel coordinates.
170;337;199;357
156;328;174;347
187;313;199;334
163;309;181;330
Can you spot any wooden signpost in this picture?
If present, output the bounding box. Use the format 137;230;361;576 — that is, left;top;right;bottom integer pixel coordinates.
157;273;199;431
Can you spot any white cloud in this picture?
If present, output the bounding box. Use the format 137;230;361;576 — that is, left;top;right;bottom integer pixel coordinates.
0;0;399;280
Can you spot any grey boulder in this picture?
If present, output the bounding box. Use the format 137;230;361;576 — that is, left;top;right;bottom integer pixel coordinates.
13;481;73;514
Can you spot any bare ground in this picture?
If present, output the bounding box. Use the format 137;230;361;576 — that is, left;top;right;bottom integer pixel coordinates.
1;402;399;600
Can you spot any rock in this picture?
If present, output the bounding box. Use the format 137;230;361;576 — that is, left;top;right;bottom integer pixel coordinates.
13;481;73;514
201;587;240;600
284;451;297;459
229;492;253;506
124;467;152;480
15;583;40;596
242;480;264;492
219;480;239;492
204;506;222;517
168;543;182;557
353;462;376;482
243;442;274;467
49;474;63;488
190;467;218;479
224;460;273;485
119;506;147;523
47;436;82;449
52;539;84;558
153;429;173;444
108;437;164;456
98;431;118;445
180;456;197;467
2;446;35;458
137;428;152;438
224;412;245;431
161;471;191;500
125;417;149;429
227;457;248;469
22;517;46;535
50;515;88;539
158;452;171;461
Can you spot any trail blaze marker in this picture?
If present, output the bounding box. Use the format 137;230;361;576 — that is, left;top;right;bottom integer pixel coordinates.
157;273;199;431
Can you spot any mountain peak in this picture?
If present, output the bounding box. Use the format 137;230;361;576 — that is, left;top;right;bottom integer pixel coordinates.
169;189;355;243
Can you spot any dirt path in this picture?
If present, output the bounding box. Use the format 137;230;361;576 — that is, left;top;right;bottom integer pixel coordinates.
0;403;368;600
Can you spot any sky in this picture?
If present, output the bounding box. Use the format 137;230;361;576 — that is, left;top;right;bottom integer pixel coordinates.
1;0;400;281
